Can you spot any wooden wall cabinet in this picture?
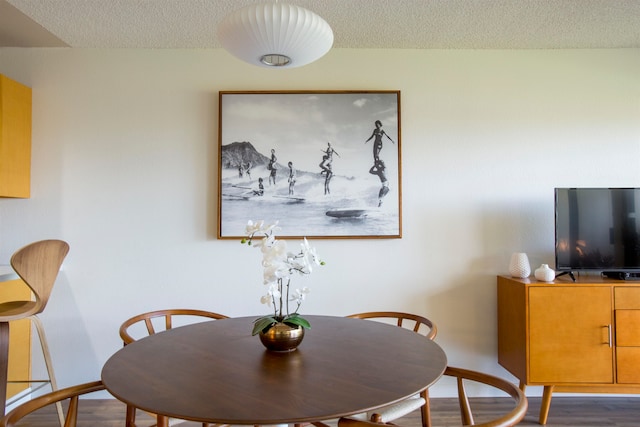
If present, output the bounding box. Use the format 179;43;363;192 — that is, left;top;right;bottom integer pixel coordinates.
497;275;640;424
0;74;31;198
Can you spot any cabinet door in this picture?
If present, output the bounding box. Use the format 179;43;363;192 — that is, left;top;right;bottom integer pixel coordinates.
0;74;31;198
529;286;613;384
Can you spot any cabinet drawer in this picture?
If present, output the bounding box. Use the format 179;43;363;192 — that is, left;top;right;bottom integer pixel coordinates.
616;310;640;346
617;347;640;383
615;288;640;309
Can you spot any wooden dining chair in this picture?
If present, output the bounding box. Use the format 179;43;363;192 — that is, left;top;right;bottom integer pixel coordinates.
346;312;437;427
119;308;229;427
119;308;229;345
347;311;437;339
0;239;69;426
0;380;107;427
333;366;528;427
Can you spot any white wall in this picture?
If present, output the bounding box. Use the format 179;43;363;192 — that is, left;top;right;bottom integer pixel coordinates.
0;47;639;397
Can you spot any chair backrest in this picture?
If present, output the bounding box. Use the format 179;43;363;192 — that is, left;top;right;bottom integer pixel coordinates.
0;381;106;427
442;366;527;427
10;239;69;315
338;365;528;427
347;311;437;340
119;308;229;345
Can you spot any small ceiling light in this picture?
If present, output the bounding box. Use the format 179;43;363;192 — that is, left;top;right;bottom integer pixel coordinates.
217;2;334;69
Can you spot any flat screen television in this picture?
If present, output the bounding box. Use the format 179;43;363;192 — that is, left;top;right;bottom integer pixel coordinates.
555;188;640;279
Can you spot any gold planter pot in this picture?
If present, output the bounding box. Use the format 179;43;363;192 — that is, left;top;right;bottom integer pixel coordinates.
259;322;305;352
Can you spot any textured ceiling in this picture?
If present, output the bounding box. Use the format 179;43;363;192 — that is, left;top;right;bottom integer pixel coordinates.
1;0;640;49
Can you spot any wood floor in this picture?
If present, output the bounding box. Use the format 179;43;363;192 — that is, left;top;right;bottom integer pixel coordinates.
5;396;639;426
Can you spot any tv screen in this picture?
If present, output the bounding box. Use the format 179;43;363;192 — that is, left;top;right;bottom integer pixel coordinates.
555;188;640;274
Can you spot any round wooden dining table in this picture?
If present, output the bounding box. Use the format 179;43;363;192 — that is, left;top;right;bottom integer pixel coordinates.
101;315;447;426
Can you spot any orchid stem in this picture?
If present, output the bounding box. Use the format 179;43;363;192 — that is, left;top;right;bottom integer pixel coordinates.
285;277;291;316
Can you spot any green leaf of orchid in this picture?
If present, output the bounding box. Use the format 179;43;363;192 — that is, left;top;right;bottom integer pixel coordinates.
284;314;311;329
252;316;277;336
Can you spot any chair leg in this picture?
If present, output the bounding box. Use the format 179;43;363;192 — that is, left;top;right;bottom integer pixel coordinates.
0;322;9;416
421;388;431;427
456;376;473;426
31;315;64;427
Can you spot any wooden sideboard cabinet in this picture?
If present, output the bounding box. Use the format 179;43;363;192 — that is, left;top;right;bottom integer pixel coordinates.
0;267;31;403
497;275;640;424
0;74;31;198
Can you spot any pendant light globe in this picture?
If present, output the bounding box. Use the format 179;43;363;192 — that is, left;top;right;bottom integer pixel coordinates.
217;2;334;68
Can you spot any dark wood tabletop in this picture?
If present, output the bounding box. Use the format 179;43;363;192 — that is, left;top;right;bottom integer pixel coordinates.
101;315;447;426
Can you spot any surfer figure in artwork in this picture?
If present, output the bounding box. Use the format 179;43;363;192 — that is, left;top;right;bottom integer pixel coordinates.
319;154;331;175
324;163;333;195
322;142;340;161
369;159;389;207
268;149;278;186
365;120;395;163
287;162;296;196
252;177;264;196
320;142;339;175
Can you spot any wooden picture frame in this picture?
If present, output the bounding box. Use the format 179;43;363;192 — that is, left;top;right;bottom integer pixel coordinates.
218;91;401;239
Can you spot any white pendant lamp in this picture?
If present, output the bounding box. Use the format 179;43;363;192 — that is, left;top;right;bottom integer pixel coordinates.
217;2;334;68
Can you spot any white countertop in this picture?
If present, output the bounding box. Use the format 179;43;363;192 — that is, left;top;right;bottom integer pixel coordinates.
0;265;18;282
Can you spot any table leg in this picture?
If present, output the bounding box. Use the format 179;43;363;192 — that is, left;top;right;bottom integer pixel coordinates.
156;414;169;427
0;322;10;416
125;404;136;427
539;385;554;425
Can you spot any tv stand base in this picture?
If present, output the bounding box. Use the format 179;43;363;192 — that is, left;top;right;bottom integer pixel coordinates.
602;271;640;280
555;271;576;282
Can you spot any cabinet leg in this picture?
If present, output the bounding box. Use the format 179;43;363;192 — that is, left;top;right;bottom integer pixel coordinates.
0;323;9;416
539;385;554;425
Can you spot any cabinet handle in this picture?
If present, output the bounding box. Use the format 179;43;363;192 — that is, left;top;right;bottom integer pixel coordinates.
606;324;612;348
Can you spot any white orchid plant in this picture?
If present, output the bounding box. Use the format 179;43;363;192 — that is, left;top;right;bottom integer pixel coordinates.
242;220;324;336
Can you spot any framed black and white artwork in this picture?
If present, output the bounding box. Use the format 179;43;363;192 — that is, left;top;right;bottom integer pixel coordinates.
217;91;401;239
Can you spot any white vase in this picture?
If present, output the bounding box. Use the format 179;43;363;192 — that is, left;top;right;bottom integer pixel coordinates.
509;253;531;278
535;264;556;282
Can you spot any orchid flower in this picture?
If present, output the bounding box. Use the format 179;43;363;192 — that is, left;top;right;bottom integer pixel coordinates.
262;238;287;260
243;220;324;335
245;220;265;236
290;287;310;305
